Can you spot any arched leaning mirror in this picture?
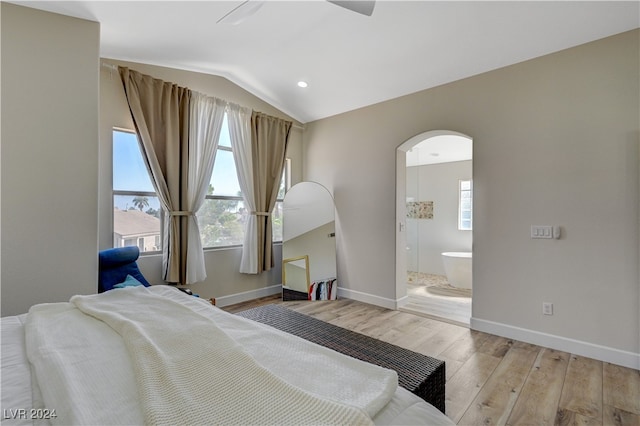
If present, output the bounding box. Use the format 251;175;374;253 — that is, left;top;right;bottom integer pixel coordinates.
282;182;337;301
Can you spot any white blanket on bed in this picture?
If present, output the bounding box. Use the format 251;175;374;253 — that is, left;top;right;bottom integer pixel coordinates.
25;286;398;425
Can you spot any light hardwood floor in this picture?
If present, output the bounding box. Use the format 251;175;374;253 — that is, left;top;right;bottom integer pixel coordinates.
222;296;640;425
402;286;472;327
404;273;472;326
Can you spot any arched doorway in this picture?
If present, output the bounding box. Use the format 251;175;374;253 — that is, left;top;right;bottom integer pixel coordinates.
396;130;473;326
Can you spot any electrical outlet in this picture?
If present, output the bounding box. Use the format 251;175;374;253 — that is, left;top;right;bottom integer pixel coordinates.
542;302;553;315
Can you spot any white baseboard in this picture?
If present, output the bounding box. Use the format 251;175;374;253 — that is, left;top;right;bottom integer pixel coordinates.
214;285;639;370
215;285;403;309
337;287;406;310
396;295;409;309
215;284;282;308
471;317;640;370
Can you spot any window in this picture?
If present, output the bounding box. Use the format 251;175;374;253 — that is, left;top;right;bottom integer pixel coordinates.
458;180;472;231
196;115;288;248
112;129;161;253
113;119;288;253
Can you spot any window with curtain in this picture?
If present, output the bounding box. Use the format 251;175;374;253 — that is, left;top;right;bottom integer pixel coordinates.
113;124;288;253
196;114;288;248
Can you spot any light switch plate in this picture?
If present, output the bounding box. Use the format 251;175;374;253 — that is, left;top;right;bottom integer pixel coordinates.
531;225;553;239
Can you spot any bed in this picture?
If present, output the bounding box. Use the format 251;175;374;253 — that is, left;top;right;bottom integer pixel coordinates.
1;285;454;425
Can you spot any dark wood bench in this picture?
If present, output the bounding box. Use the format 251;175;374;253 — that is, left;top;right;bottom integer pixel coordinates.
236;304;446;414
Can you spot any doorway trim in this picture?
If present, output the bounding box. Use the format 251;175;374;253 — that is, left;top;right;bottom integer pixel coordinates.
395;130;473;309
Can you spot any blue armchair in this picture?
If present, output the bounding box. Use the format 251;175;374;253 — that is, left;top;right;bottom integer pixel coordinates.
98;246;151;292
98;246;198;296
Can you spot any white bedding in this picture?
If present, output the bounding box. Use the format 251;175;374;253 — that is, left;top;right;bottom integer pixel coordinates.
1;286;454;425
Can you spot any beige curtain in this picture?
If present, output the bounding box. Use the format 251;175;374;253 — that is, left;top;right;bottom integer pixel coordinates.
119;67;191;284
249;112;292;272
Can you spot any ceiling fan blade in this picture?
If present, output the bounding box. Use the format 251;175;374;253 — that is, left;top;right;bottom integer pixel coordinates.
217;0;265;24
327;1;375;16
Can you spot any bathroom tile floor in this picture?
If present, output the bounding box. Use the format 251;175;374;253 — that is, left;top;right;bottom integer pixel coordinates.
402;273;472;326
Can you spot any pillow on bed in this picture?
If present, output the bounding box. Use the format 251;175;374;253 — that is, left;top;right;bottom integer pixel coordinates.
113;275;144;289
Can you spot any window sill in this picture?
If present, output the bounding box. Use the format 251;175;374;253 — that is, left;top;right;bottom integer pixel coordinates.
202;241;283;253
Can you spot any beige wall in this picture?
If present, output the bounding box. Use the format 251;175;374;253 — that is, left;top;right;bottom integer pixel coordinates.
304;30;639;366
99;59;304;303
1;3;100;316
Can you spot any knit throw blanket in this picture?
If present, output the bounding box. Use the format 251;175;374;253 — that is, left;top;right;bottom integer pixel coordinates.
70;287;377;425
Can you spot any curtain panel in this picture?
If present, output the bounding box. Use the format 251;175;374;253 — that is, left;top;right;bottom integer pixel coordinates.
227;103;257;273
186;93;226;283
119;67;190;284
249;111;292;273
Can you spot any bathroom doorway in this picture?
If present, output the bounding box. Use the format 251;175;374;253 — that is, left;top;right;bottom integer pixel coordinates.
395;131;472;326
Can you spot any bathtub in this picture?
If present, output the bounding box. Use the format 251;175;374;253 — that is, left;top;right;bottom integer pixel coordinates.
441;252;472;289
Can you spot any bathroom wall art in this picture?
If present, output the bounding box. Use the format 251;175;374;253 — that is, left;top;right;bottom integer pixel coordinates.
406;201;433;219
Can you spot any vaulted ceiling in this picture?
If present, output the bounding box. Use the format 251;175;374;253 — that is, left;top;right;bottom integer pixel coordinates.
11;1;640;123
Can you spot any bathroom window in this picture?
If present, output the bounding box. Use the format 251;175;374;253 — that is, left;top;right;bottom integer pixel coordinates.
458;180;472;231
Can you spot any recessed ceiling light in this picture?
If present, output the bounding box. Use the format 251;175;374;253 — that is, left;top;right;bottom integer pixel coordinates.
297;81;308;88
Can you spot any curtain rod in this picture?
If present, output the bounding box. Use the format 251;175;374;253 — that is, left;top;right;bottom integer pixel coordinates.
102;62;118;72
101;62;305;131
